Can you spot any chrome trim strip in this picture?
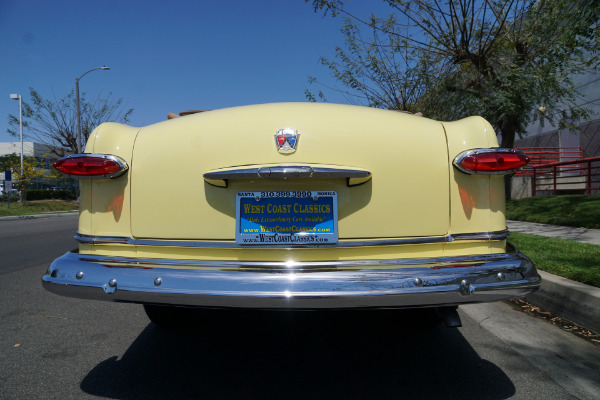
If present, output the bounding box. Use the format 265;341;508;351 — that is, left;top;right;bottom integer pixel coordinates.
453;148;528;175
74;230;509;248
77;247;511;270
203;165;372;187
42;244;541;309
76;234;130;244
54;153;129;180
259;166;314;179
451;230;509;241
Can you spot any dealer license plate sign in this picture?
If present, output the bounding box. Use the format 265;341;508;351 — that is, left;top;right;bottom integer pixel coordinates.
236;191;338;245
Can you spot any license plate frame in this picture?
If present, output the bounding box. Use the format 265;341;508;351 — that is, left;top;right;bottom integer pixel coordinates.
236;191;338;245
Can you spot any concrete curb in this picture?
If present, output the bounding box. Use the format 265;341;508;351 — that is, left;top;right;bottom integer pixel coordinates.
0;211;78;221
460;302;600;399
506;220;600;333
525;270;600;334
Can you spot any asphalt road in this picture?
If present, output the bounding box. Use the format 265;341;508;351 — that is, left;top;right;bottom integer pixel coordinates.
1;214;599;399
0;214;78;274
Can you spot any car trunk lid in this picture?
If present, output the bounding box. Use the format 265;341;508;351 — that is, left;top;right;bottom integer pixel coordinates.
130;103;449;240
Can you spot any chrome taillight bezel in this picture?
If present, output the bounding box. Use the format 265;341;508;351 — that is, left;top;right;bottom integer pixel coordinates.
453;148;529;175
52;153;129;179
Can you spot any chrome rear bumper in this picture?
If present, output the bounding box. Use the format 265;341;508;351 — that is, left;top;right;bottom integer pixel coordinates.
42;245;540;309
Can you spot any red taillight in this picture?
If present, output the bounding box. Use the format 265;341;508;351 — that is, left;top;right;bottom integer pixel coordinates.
52;154;128;179
454;149;529;175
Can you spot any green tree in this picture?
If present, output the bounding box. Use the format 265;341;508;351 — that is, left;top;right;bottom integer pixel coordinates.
0;153;43;193
306;16;435;113
7;88;133;156
310;0;600;148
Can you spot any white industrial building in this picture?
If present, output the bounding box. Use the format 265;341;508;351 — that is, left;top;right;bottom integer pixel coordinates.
510;65;600;198
514;68;600;159
0;141;63;158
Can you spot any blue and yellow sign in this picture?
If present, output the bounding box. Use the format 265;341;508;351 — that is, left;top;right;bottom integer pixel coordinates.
236;191;338;245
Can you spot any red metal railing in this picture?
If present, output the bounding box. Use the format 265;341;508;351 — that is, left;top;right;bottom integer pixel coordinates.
531;156;600;196
515;147;583;176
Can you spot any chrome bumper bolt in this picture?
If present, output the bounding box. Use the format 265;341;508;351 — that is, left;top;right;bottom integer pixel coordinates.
75;271;84;280
459;279;473;295
108;279;117;288
497;272;506;281
414;278;423;287
154;277;162;286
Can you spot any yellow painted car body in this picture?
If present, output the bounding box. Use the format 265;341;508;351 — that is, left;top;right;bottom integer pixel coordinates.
43;103;540;319
80;103;502;256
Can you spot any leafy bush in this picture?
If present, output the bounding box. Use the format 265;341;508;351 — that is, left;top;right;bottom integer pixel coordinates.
0;193;19;202
25;189;76;201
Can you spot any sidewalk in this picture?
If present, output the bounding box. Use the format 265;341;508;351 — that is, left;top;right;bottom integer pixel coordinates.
507;220;600;334
507;220;600;245
0;211;78;221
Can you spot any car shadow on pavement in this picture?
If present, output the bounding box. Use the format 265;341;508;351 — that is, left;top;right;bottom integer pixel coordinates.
80;309;515;399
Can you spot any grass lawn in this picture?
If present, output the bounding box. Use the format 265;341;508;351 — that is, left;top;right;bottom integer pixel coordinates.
0;200;78;217
506;194;600;229
510;232;600;288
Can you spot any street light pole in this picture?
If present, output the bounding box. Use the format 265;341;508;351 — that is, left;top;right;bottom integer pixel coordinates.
9;93;23;204
75;66;110;153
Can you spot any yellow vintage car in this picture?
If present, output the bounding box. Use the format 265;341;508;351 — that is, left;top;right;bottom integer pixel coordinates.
43;103;540;327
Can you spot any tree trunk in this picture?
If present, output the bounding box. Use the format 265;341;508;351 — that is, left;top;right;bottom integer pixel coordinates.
500;128;516;149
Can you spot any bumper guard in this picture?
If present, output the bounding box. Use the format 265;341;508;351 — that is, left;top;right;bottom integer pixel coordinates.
42;245;541;309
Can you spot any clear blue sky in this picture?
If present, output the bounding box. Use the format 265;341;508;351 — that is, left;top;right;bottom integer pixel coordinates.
0;0;390;143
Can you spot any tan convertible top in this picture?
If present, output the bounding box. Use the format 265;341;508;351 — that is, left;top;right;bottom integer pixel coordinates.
167;110;207;119
167;108;421;119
